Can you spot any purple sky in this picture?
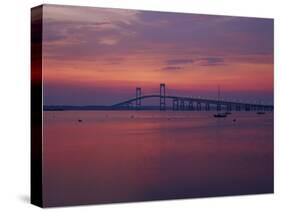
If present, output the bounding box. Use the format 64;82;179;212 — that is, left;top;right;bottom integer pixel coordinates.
42;5;273;106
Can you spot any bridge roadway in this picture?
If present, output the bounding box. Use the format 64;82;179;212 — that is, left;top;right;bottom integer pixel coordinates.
111;94;273;110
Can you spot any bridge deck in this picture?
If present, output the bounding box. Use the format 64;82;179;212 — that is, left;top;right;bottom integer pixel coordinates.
112;94;273;109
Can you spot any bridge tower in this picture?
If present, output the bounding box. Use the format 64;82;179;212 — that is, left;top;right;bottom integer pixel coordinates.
160;83;166;110
136;87;141;110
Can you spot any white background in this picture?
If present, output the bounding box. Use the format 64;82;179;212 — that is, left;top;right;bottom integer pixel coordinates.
0;0;280;211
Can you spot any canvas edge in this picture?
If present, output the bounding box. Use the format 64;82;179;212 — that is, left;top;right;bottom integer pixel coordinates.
29;3;275;207
31;4;43;208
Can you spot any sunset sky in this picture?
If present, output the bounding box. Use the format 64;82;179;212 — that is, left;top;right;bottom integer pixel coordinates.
42;4;273;106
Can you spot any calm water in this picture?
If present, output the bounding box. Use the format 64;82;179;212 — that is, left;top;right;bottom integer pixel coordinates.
43;111;273;206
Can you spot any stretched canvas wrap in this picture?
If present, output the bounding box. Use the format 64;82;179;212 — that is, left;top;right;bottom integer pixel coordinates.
31;4;274;208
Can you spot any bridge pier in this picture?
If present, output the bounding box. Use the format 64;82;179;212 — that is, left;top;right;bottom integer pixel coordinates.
257;106;262;111
126;102;133;110
235;104;241;111
183;101;187;110
180;99;185;110
189;101;194;110
267;106;273;111
227;104;232;111
136;87;141;110
217;103;221;111
160;83;166;110
173;98;179;111
196;102;201;111
205;103;210;111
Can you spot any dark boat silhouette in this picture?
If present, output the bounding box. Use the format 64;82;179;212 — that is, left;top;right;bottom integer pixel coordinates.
256;111;265;115
213;113;227;118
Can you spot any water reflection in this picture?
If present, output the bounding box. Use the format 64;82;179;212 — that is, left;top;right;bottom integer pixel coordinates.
43;111;273;206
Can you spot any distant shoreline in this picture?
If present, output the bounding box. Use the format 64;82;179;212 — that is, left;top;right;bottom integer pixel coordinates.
44;105;163;111
43;105;274;112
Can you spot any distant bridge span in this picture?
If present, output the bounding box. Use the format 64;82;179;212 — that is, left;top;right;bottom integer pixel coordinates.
111;84;273;111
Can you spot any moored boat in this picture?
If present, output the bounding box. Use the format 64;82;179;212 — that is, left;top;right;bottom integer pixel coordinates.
256;111;265;115
213;113;227;118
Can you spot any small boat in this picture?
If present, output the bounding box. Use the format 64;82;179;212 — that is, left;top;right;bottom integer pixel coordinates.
256;111;265;115
213;113;227;118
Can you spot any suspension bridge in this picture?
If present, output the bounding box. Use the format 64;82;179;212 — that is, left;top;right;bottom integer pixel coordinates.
111;83;273;111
